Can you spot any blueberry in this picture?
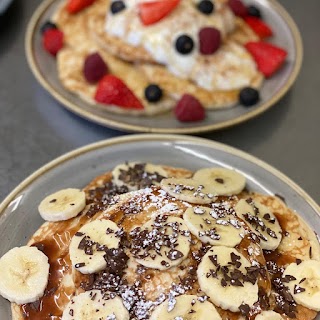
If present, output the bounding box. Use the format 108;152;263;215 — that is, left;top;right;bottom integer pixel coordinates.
145;84;163;103
247;5;261;18
197;0;215;15
175;35;194;55
111;0;126;14
239;87;260;107
40;21;57;34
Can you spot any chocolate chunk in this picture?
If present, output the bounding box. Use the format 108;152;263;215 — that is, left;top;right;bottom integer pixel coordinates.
275;193;286;203
209;254;218;266
239;303;250;317
49;199;57;203
215;178;224;184
75;232;84;237
294;285;306;294
104;248;129;275
75;262;85;268
221;279;227;287
167;249;183;261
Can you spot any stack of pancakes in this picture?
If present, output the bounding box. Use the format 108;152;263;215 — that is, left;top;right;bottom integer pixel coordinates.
53;0;263;115
11;163;320;320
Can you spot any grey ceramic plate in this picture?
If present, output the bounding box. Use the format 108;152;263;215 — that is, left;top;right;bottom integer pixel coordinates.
25;0;302;133
0;134;319;317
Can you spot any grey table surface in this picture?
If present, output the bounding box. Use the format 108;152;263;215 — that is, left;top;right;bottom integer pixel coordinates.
0;0;319;203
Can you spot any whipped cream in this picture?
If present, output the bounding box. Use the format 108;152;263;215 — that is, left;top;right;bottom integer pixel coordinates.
105;0;257;91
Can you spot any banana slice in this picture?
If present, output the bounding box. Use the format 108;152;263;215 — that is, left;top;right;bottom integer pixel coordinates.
197;246;259;312
255;310;284;320
130;216;191;270
38;188;86;222
160;178;215;204
193;168;246;196
112;162;168;190
150;294;222;320
183;205;245;247
69;219;120;274
283;260;320;311
234;199;282;250
0;246;49;304
62;290;129;320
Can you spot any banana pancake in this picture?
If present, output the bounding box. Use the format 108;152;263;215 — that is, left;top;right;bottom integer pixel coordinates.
2;163;319;320
47;0;270;117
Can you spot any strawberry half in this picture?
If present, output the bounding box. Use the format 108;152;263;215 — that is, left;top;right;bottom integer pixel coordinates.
245;41;287;78
67;0;95;14
139;0;180;26
244;16;273;39
95;75;144;110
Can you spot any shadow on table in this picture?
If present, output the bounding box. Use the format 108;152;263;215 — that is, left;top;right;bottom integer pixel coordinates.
0;0;23;56
33;83;125;147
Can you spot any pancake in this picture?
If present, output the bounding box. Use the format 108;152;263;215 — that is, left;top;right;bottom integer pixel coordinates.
50;0;264;115
8;163;320;320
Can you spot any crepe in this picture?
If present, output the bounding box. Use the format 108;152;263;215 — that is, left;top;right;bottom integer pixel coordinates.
51;0;263;115
11;163;320;320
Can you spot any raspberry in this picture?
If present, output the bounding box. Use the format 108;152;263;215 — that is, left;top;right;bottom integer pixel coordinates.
83;53;108;83
199;27;221;55
174;94;205;122
42;29;64;56
228;0;247;17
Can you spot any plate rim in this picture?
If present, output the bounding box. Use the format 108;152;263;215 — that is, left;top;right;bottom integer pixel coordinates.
25;0;303;134
1;134;318;217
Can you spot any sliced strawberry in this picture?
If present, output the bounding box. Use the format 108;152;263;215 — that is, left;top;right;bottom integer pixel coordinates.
67;0;95;14
245;41;287;78
139;0;180;26
42;29;64;56
95;75;144;110
244;16;273;39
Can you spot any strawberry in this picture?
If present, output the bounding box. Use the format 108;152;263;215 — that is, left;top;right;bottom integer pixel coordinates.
42;29;64;56
174;94;205;122
244;16;273;39
67;0;95;14
139;0;180;26
245;41;287;78
95;75;144;110
228;0;247;17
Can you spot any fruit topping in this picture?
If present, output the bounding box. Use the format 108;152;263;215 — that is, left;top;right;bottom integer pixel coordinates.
247;5;261;18
67;0;95;14
83;52;108;83
239;87;260;107
42;29;64;57
197;0;215;15
228;0;247;17
244;16;273;39
145;84;163;103
199;27;221;55
245;41;287;78
139;0;180;26
175;34;194;55
40;21;57;34
111;0;126;14
95;75;144;110
174;94;205;122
